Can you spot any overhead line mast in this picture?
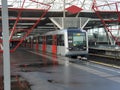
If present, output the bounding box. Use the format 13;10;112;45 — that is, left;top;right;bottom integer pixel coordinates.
1;0;11;90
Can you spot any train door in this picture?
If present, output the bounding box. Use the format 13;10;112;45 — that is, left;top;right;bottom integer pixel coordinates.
57;34;65;56
52;35;57;54
42;36;46;52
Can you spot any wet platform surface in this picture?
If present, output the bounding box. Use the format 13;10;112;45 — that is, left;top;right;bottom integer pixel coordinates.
0;48;120;90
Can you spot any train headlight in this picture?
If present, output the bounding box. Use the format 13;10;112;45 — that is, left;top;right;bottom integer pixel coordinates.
73;44;76;46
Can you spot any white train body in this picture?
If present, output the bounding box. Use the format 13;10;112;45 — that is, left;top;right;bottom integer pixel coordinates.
37;28;88;58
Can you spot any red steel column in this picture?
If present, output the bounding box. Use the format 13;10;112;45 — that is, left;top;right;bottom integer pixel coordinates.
42;36;46;52
52;35;57;54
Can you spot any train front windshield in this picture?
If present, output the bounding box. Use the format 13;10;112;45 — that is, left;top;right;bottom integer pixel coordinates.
68;32;87;50
73;33;86;46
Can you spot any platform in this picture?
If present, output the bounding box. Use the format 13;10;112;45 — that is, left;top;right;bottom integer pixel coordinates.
89;45;120;59
0;48;120;90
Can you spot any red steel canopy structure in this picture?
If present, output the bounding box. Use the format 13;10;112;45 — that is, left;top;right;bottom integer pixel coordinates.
0;0;120;52
0;0;51;52
65;5;83;14
92;0;120;46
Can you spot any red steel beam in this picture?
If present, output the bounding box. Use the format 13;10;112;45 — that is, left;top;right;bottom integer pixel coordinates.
9;0;26;40
92;1;120;46
0;17;45;21
10;0;51;52
0;0;51;53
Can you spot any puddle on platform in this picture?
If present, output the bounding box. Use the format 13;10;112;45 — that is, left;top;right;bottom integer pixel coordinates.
19;61;58;68
47;79;80;85
0;75;31;90
18;62;60;72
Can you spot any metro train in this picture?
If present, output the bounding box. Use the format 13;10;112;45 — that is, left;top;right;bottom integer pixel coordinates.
33;28;88;59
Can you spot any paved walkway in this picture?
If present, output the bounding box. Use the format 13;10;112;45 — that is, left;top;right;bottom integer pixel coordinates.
0;48;120;90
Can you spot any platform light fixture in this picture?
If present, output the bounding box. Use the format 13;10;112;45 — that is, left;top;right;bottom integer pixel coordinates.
17;23;35;25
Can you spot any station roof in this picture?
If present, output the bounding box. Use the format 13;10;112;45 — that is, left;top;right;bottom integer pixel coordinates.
0;0;120;39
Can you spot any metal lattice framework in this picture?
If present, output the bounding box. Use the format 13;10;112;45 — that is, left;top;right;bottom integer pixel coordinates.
0;0;120;52
92;0;120;45
1;0;119;11
0;0;51;52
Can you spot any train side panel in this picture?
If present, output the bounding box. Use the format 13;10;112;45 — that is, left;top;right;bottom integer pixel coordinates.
57;31;67;56
46;45;52;53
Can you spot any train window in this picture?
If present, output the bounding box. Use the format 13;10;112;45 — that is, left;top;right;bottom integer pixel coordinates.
46;35;52;45
38;36;43;44
57;35;64;46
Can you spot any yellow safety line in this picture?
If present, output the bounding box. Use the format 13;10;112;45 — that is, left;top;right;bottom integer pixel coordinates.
90;60;120;69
